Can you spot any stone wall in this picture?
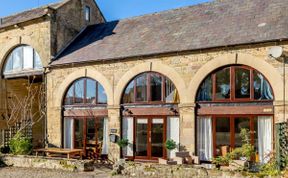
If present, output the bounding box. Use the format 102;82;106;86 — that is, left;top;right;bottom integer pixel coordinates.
46;42;288;159
51;0;105;55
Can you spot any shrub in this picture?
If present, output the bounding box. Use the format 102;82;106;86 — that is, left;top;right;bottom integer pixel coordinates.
166;139;177;151
117;138;129;148
9;132;32;155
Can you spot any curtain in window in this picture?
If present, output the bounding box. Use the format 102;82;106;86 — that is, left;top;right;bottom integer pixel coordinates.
64;118;73;148
258;116;272;163
167;117;180;158
101;118;109;155
197;76;212;101
122;117;134;156
197;116;213;161
254;73;273;100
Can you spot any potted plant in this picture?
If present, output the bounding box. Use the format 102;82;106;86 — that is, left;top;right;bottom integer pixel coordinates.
159;139;177;164
117;138;129;148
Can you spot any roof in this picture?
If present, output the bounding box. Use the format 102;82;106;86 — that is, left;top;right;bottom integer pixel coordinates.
0;0;69;29
51;0;288;66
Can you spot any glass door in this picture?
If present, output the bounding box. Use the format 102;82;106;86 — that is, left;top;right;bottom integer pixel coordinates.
135;118;148;158
134;117;166;160
151;118;164;158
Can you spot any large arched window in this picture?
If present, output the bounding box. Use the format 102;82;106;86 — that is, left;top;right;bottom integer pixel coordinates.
122;72;179;104
62;77;108;157
3;45;43;77
121;72;180;161
64;77;107;105
197;65;273;101
196;65;274;164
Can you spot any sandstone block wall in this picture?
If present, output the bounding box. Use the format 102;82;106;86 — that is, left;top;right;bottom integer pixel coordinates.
46;42;288;159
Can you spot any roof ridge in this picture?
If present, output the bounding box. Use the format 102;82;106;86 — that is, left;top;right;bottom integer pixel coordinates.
107;0;216;23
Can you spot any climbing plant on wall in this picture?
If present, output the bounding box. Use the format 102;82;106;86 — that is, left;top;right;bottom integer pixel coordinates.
275;123;288;170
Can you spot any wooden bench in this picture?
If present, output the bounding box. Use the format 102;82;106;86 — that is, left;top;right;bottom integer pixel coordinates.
34;148;83;159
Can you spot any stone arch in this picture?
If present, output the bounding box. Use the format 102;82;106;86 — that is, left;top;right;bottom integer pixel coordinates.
188;53;284;102
114;62;187;105
54;68;114;108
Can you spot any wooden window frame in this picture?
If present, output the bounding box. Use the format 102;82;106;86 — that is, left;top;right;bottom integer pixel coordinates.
64;78;108;106
122;72;178;105
198;65;274;103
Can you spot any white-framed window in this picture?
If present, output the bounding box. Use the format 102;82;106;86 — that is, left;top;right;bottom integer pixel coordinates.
85;6;91;22
3;45;43;76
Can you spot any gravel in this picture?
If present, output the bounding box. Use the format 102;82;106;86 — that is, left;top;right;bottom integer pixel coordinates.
0;167;112;178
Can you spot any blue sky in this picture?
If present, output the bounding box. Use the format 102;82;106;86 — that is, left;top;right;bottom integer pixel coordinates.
0;0;211;21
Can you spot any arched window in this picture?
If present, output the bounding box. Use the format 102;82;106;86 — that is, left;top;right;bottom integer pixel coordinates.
62;77;108;155
3;45;43;76
122;72;179;104
196;65;273;101
195;65;274;163
64;77;107;105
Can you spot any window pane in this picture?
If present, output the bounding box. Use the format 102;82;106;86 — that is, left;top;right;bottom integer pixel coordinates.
85;6;90;21
165;79;179;103
74;79;84;104
98;83;107;104
235;68;250;98
234;117;250;148
86;79;96;104
135;119;148;156
34;51;43;69
150;74;162;101
23;46;33;69
96;118;104;142
74;119;84;148
12;47;22;70
122;81;134;103
135;74;147;101
4;55;13;73
197;75;212;101
254;71;273;100
215;68;230;99
215;117;230;156
64;85;74;105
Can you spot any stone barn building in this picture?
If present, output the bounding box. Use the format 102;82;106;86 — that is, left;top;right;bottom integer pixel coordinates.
0;0;287;164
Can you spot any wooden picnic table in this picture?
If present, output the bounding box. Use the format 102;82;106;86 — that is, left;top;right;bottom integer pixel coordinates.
34;148;83;159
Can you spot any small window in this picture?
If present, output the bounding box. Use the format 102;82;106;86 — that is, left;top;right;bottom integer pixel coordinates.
85;6;91;22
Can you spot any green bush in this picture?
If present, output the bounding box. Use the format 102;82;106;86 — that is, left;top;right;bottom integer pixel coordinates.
9;132;32;155
165;139;177;151
117;138;129;148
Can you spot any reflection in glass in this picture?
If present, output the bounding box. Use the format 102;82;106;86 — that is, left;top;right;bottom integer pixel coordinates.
135;119;148;156
151;119;164;157
135;74;147;101
197;76;212;101
4;46;43;74
23;46;33;69
98;84;107;104
86;79;96;104
74;119;84;148
216;117;230;156
151;74;162;101
215;68;230;99
165;79;179;103
74;79;84;103
122;81;134;103
235;68;250;98
65;86;74;105
234;117;250;148
254;71;273;100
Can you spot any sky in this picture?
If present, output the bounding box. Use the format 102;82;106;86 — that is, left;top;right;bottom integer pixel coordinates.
0;0;211;21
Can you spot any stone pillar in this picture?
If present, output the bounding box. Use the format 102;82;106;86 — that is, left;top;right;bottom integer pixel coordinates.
46;106;62;148
274;101;288;124
178;103;196;155
107;105;121;162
